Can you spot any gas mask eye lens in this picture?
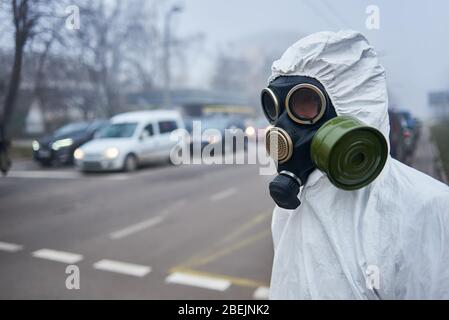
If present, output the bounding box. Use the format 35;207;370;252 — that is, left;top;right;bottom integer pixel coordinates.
261;88;279;123
290;88;321;118
286;84;327;124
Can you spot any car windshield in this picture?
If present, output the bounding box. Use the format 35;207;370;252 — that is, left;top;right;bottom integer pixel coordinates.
96;122;138;138
54;122;89;138
87;120;108;132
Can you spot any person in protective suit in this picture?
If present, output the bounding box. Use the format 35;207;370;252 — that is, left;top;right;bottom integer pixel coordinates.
261;30;449;299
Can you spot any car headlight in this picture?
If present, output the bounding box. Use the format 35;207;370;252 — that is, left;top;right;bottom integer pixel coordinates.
32;140;40;151
74;148;84;160
104;147;119;159
52;138;73;151
207;135;220;144
245;126;255;136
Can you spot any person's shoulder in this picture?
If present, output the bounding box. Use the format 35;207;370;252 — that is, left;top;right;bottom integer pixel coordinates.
389;159;449;197
419;191;449;220
379;159;449;221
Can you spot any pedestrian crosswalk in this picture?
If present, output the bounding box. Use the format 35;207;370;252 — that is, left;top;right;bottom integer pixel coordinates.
32;249;84;264
0;239;269;299
93;259;151;277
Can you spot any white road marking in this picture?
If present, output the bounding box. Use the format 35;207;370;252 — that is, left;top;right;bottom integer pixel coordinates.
7;170;133;181
109;200;185;240
253;286;270;300
210;187;237;202
7;171;80;179
32;249;83;264
165;272;231;291
109;216;164;240
0;241;23;252
166;199;187;214
93;259;151;277
103;174;130;181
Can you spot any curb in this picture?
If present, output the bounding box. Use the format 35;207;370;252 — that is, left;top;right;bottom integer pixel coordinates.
432;143;448;184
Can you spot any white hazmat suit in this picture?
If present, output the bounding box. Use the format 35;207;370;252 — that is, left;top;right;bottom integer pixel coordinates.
269;30;449;299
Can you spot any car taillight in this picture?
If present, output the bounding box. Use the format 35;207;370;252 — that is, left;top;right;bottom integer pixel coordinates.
403;129;411;138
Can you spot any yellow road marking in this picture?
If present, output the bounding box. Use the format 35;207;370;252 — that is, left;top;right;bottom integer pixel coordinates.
169;267;269;289
180;229;271;269
218;211;271;245
169;211;273;289
177;211;271;268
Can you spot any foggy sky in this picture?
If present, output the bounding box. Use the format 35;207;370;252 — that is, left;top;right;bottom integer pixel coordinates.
175;0;449;119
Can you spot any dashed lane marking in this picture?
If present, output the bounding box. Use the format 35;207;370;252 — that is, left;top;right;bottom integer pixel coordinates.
0;241;23;252
109;216;164;240
32;249;83;264
1;243;265;297
166;271;231;292
108;200;185;240
253;287;270;300
93;259;151;277
210;187;237;202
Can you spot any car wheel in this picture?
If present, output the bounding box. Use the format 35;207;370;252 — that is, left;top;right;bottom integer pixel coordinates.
123;154;138;172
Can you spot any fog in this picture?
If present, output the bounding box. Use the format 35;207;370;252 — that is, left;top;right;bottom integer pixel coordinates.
176;0;449;119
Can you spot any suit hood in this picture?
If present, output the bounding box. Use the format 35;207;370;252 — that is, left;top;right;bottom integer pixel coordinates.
269;30;390;143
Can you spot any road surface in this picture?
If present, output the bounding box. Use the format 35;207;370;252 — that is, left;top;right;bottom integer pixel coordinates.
0;152;274;299
0;129;445;299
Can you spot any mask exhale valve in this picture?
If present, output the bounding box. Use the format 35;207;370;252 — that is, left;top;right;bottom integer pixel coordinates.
269;171;302;209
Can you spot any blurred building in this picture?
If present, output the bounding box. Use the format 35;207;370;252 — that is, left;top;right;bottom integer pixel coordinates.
127;89;253;117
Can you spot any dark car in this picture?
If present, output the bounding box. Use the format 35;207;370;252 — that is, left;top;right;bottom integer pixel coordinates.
388;110;410;163
396;110;420;155
185;115;248;156
32;120;109;166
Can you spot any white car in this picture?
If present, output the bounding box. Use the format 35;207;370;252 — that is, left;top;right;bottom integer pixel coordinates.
74;110;186;172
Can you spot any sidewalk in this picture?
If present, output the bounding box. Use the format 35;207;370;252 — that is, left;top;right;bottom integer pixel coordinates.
411;125;448;183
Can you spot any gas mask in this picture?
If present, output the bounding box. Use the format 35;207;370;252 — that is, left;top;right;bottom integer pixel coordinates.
261;76;388;210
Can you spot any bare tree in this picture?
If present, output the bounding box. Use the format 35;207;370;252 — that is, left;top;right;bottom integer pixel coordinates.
0;0;44;174
1;0;36;140
70;0;159;117
0;0;69;174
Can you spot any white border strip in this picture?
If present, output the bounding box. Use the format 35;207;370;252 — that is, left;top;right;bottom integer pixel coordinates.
0;241;23;252
32;249;83;264
93;259;151;277
166;272;231;291
7;171;80;179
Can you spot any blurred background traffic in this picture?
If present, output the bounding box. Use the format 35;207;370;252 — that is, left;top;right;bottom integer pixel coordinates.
0;0;448;299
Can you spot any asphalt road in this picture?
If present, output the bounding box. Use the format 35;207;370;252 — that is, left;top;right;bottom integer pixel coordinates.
0;151;275;299
0;129;444;300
